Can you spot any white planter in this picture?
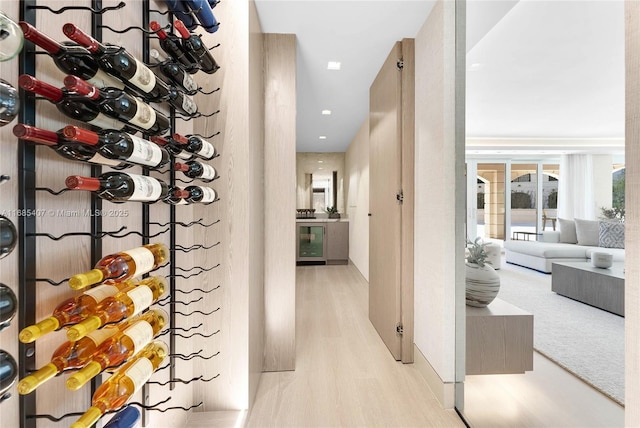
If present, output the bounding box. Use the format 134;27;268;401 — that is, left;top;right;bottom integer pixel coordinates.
465;262;500;307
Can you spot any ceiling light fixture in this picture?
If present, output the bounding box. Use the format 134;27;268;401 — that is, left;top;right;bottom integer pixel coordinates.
319;136;327;140
327;61;341;70
318;160;324;163
322;110;332;115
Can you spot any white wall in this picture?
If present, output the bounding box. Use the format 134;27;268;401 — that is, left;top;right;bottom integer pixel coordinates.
593;154;614;213
345;119;370;281
413;0;465;407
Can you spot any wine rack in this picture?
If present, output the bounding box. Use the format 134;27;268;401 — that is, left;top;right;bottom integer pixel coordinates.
12;0;223;426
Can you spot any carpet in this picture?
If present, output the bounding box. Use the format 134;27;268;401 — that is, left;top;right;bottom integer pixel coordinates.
496;262;625;405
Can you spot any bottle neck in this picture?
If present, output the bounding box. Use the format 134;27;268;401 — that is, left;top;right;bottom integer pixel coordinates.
66;175;102;191
174;19;192;39
18;21;62;55
150;21;168;40
12;124;60;146
62;126;101;146
174;162;189;172
63;76;103;101
62;23;105;54
18;74;63;102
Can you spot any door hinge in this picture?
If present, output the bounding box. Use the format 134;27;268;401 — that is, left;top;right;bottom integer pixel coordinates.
397;59;404;70
396;191;404;204
396;323;404;335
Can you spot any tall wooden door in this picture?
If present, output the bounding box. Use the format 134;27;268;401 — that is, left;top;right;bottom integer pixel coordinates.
369;40;414;362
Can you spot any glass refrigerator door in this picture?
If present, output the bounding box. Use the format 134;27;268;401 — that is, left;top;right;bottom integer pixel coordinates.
298;225;325;261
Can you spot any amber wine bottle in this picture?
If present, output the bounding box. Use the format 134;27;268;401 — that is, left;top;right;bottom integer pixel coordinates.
66;308;168;390
68;243;169;290
70;341;168;428
66;277;167;341
18;280;135;343
17;324;120;394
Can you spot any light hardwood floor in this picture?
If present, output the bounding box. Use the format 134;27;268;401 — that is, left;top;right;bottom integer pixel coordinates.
246;264;464;427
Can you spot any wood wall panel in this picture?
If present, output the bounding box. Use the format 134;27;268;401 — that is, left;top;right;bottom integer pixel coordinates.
263;33;296;372
625;1;640;424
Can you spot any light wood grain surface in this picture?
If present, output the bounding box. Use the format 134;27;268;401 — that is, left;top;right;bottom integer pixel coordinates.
246;264;465;428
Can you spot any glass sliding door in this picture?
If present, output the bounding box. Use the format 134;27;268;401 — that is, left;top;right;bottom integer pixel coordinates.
509;164;538;239
476;163;506;241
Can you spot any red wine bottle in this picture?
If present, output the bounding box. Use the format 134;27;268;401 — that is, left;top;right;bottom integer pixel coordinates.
18;75;132;132
149;49;198;95
64;76;170;136
174;20;219;74
172;133;217;160
168;86;197;115
183;185;217;204
19;22;124;90
174;160;217;182
149;135;195;161
66;172;171;203
13;124;127;168
167;188;190;205
63;23;170;102
62;126;170;170
149;21;199;74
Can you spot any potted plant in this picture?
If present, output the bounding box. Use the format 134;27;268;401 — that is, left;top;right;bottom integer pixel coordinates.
326;206;340;219
465;237;500;307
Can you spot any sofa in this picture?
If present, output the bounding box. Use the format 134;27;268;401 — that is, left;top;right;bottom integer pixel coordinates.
504;218;625;273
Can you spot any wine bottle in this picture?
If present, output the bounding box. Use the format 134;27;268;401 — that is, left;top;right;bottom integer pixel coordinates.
149;49;198;94
0;11;23;62
172;133;217;160
66;277;166;341
19;22;124;89
18;74;133;131
66;308;168;390
168;86;198;115
64;76;170;136
0;284;17;331
65;172;171;205
103;406;140;428
175;160;218;182
166;188;189;205
17;324;121;394
0;215;17;259
184;185;217;204
68;244;169;290
18;280;134;343
0;79;19;127
13;124;128;168
63;23;170;102
62;126;170;170
174;19;219;74
149;135;195;161
149;21;199;73
0;350;17;400
70;341;168;428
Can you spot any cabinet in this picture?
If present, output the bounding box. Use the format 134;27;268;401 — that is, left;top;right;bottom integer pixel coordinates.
296;220;349;265
327;221;349;264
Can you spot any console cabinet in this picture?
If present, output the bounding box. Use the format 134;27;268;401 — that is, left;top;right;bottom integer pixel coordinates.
296;220;349;264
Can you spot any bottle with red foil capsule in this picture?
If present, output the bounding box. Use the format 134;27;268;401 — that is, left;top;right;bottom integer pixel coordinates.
65;172;171;204
16;323;121;395
18;280;136;343
166;188;189;205
69;341;168;428
175;160;218;183
12;124;128;169
149;135;195;161
149;21;199;74
18;74;134;132
183;185;217;204
64;76;170;136
62;126;170;170
174;19;219;74
18;21;124;90
66;277;167;341
62;23;170;102
149;49;198;95
172;132;217;160
66;308;168;390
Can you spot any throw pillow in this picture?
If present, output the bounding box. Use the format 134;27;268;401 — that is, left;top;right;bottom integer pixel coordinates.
599;221;625;249
558;218;578;244
574;218;600;246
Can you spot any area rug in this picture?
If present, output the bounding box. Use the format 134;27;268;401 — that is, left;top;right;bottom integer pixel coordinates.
496;263;625;405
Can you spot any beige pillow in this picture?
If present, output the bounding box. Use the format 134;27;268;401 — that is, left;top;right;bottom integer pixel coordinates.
574;218;600;246
558;218;577;244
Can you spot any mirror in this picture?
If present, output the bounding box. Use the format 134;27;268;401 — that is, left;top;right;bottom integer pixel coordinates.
296;153;345;217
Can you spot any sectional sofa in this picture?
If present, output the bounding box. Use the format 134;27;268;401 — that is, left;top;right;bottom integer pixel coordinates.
504;218;625;273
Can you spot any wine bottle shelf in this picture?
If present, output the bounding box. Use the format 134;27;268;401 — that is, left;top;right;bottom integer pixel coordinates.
28;2;126;15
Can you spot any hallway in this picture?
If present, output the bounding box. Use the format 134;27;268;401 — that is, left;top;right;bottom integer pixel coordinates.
246;264;464;427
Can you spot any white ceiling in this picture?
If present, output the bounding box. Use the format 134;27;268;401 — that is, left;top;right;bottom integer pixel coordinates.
255;1;625;155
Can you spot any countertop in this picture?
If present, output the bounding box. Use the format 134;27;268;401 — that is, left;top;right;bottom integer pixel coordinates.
296;218;349;223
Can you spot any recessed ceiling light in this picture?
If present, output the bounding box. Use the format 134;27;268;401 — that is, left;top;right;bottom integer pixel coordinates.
319;136;327;140
469;63;483;71
322;110;332;115
318;160;324;163
327;61;341;70
318;167;324;170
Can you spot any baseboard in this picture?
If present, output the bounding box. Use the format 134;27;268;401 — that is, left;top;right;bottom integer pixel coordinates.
413;344;457;409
